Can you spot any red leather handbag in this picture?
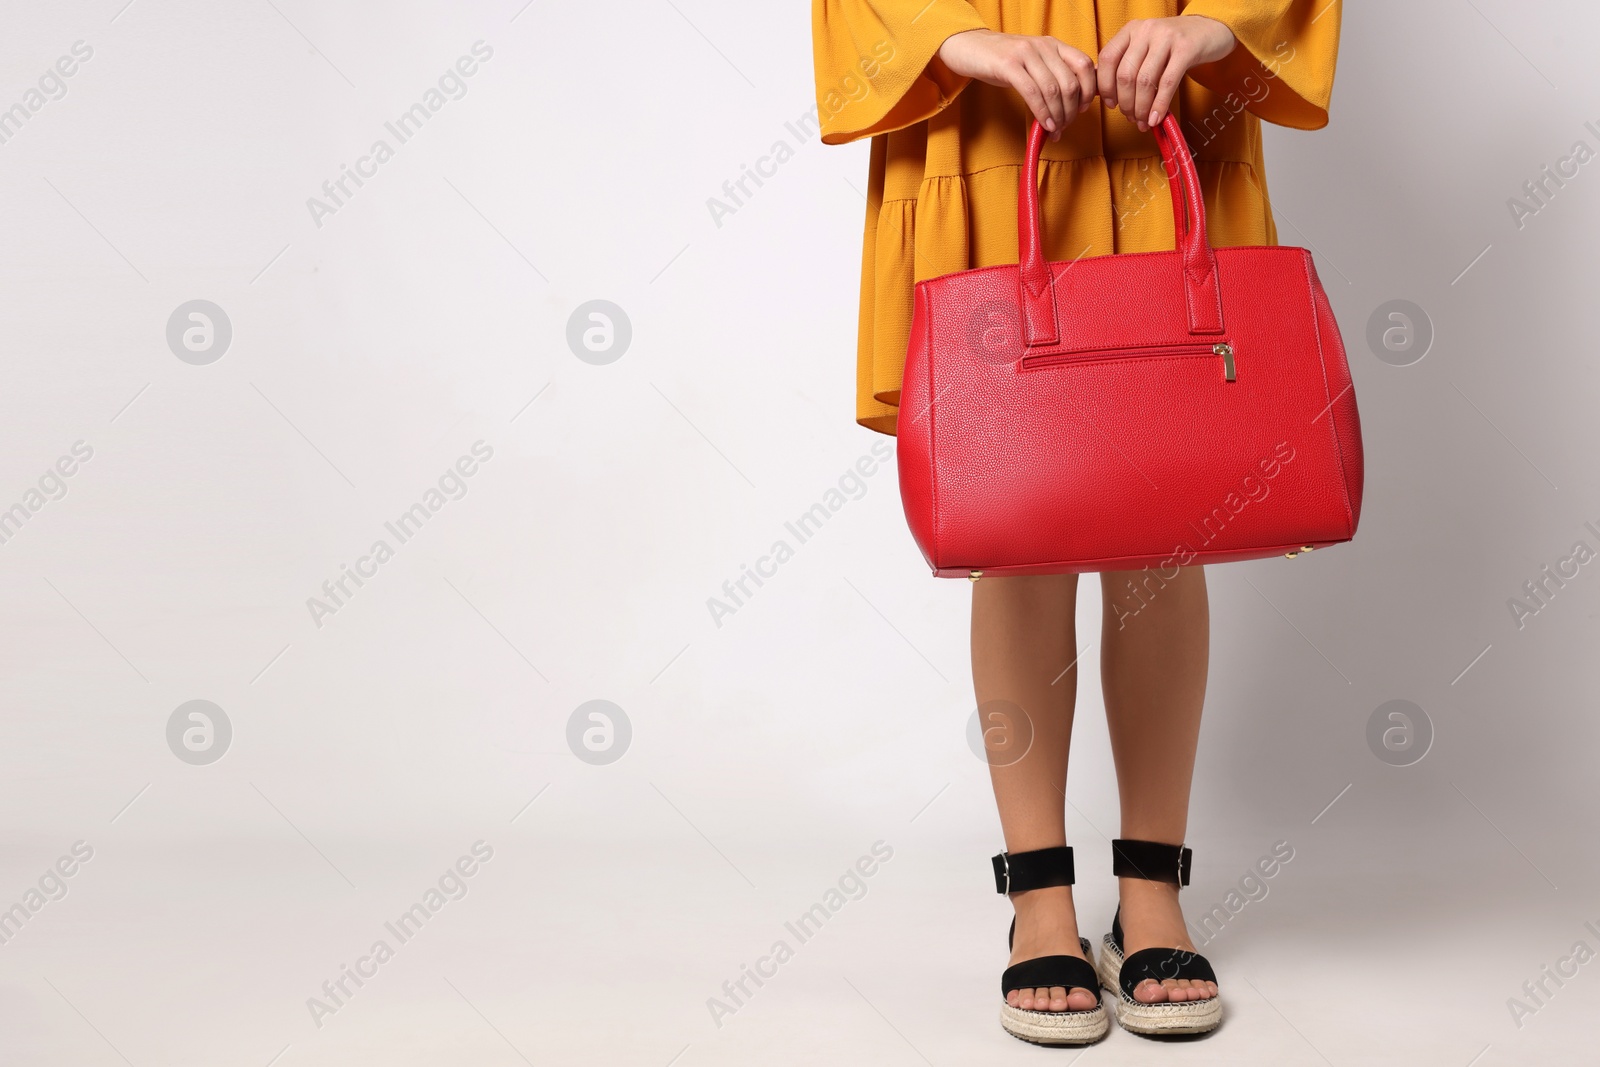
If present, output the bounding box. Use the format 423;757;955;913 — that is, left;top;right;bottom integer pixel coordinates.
896;115;1364;577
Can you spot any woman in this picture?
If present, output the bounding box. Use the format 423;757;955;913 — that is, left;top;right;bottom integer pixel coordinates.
810;0;1341;1044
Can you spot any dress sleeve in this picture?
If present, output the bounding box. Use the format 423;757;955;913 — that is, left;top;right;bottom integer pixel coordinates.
1178;0;1341;129
811;0;991;145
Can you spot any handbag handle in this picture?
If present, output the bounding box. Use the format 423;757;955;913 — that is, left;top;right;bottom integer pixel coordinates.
1017;113;1225;347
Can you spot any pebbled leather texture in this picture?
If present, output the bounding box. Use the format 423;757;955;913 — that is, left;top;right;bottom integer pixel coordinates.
897;115;1365;577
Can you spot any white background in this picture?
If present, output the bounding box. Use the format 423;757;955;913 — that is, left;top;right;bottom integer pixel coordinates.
1;1;1597;1064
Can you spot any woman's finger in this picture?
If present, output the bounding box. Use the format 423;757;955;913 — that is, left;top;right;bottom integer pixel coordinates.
1133;36;1171;131
1022;46;1069;135
1058;43;1097;114
1115;34;1151;124
1034;44;1083;136
1001;54;1054;131
1147;39;1192;127
1096;29;1129;106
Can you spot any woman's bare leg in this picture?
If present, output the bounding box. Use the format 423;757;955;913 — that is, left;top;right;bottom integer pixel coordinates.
972;573;1096;1011
1099;564;1218;1003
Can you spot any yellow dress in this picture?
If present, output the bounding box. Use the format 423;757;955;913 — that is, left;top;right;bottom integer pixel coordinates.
811;0;1342;435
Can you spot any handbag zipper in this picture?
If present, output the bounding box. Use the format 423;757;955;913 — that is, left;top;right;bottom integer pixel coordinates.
1021;341;1236;382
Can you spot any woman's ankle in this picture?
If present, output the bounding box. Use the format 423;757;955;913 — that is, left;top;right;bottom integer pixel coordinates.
1116;878;1195;948
1010;885;1082;944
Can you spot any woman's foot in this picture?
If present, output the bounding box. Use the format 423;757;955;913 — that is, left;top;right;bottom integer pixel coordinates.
1115;878;1219;1004
1006;885;1098;1011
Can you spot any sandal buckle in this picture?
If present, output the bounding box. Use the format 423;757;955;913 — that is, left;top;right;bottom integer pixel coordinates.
992;845;1074;894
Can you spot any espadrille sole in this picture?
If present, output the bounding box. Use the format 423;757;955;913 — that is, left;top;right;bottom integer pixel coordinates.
998;1001;1109;1045
1097;933;1222;1035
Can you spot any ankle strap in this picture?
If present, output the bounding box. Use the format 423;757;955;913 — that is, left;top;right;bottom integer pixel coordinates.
1111;838;1192;886
991;845;1074;894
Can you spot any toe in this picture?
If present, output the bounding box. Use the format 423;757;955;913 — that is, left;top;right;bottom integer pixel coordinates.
1047;986;1069;1011
1065;986;1097;1011
1006;989;1020;1008
1134;979;1168;1004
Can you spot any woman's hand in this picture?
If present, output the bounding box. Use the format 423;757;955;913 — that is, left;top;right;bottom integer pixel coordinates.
1096;16;1236;132
937;30;1097;140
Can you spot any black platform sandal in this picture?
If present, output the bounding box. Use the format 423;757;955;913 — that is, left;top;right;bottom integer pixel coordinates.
991;845;1109;1045
1097;838;1222;1036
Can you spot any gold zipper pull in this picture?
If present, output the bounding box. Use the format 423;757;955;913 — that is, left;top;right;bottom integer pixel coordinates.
1214;342;1236;382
